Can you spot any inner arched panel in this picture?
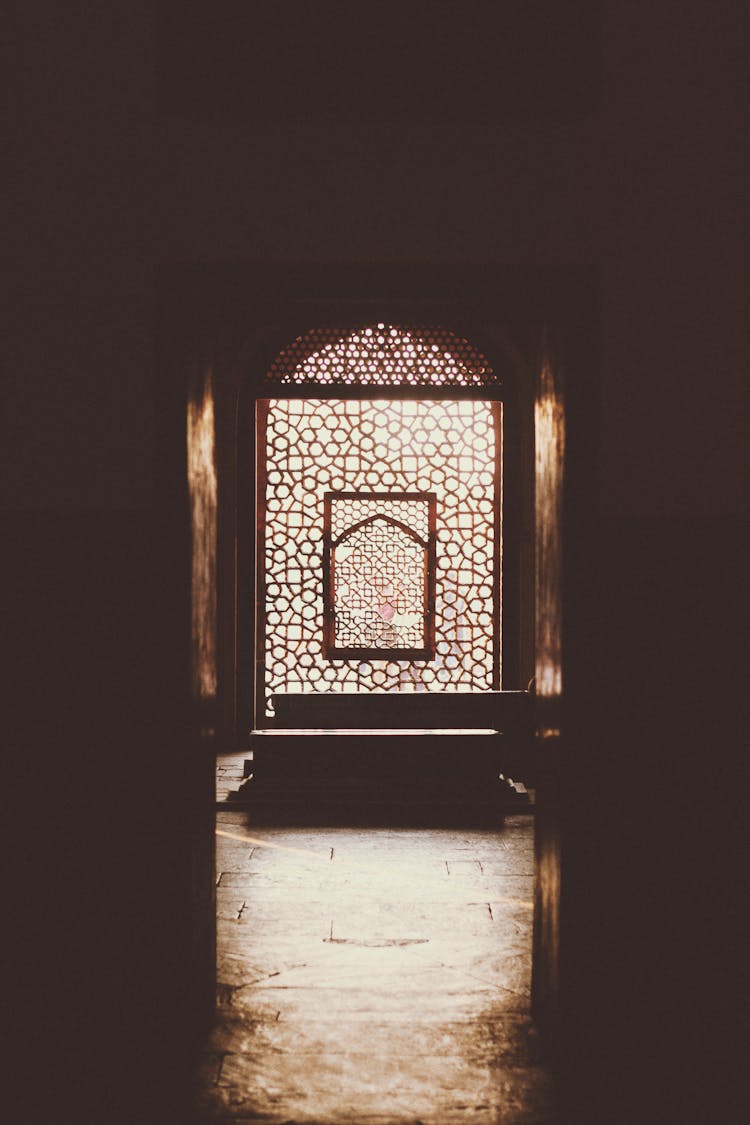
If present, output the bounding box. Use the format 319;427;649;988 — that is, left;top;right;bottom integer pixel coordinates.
326;498;436;660
261;398;500;716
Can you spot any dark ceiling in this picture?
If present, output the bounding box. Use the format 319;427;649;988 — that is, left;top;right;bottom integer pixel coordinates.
159;0;600;113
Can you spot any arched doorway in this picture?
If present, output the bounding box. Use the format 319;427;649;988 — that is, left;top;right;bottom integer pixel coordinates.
183;271;581;1121
242;321;528;819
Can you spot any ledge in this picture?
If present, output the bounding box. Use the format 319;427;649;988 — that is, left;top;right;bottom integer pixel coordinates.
252;727;501;737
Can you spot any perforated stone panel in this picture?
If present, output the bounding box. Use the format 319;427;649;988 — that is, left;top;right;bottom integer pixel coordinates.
266;324;499;388
330;495;430;541
327;493;434;657
262;398;499;715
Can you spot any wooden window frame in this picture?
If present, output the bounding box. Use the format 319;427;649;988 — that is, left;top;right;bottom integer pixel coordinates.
323;490;437;661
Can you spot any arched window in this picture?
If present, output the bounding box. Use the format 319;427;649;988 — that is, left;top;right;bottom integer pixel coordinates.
256;323;502;718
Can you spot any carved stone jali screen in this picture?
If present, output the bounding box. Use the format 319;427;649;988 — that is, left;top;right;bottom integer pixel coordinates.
324;492;437;660
260;395;500;716
266;323;500;389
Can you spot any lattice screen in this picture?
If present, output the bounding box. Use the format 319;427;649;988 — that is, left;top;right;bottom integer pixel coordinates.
266;324;499;388
325;492;436;659
262;398;499;715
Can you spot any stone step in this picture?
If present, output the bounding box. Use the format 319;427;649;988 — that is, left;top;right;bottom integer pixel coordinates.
270;690;531;731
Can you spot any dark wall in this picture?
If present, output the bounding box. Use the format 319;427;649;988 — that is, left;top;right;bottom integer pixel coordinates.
559;521;747;1125
7;3;746;1123
6;4;746;520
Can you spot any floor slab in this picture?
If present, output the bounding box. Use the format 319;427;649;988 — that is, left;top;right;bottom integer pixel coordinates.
194;811;556;1124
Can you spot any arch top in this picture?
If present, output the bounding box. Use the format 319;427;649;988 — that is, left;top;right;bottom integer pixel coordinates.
265;322;499;389
332;512;428;551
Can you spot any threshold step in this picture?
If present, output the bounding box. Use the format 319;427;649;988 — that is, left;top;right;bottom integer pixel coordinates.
252;727;501;737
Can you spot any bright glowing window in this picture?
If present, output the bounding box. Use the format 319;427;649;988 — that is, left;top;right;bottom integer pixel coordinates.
258;324;501;717
324;492;436;660
261;396;500;714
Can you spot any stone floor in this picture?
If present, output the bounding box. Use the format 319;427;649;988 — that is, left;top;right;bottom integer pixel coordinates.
193;808;556;1124
216;752;250;804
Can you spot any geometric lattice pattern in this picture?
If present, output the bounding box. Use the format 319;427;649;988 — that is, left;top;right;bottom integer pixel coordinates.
329;495;430;541
326;493;434;657
262;397;499;715
266;323;499;388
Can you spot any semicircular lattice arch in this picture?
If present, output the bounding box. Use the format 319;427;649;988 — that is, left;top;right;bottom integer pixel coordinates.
265;323;499;388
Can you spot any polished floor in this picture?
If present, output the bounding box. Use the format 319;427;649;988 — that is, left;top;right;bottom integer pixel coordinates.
194;808;556;1124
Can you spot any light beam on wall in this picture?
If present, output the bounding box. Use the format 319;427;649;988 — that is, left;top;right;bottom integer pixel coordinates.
534;354;566;699
188;368;218;701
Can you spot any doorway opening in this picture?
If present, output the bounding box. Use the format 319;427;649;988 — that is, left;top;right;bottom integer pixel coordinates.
195;298;562;1121
241;321;526;819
